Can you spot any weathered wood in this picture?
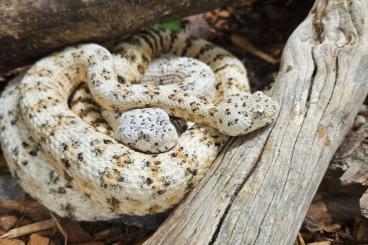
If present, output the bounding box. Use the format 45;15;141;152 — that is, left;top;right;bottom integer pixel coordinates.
0;0;235;74
301;108;368;226
329;116;368;219
145;0;368;244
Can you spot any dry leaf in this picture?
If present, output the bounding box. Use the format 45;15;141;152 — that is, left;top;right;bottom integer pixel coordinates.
184;14;211;39
354;218;368;243
54;218;91;243
0;239;25;245
304;201;341;233
27;233;49;245
0;216;18;231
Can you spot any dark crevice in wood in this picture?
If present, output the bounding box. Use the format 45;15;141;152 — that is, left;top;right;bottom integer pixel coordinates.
209;130;274;245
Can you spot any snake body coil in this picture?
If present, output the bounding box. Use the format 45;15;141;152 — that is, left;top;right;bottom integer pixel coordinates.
0;29;278;220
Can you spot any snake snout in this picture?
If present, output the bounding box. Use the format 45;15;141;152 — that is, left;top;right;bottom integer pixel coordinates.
213;91;279;136
250;91;279;128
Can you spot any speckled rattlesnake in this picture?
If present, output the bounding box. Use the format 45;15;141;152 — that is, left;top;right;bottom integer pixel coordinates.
0;29;278;220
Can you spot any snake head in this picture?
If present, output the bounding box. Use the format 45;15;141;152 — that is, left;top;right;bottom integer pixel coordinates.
212;91;279;136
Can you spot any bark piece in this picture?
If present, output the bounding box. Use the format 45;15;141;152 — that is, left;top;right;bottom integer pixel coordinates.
329;109;368;219
0;200;50;221
0;0;237;74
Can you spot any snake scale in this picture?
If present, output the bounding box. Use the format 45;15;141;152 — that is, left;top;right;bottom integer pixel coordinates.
0;29;278;220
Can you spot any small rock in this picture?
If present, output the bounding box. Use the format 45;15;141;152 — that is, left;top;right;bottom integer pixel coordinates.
0;175;25;201
184;14;211;39
354;115;367;128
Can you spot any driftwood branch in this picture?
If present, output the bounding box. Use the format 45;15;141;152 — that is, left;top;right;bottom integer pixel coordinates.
0;0;235;74
145;0;368;244
301;112;367;236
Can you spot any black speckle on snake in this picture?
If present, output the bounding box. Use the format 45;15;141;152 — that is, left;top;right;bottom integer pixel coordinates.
0;29;278;219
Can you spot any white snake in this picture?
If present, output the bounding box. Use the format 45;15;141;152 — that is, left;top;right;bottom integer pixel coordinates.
0;29;278;220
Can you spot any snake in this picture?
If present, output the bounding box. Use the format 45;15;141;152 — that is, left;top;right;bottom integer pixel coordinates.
99;56;216;153
0;29;278;220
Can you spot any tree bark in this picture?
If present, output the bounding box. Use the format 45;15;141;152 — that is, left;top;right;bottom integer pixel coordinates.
0;0;235;74
145;0;368;244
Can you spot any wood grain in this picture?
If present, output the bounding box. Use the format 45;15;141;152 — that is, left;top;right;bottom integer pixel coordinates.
145;0;368;244
0;0;235;74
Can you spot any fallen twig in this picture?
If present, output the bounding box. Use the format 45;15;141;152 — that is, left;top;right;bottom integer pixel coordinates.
0;219;55;239
230;34;279;64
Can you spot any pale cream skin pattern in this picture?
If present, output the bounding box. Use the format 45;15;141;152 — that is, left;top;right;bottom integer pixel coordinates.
0;29;278;220
99;56;217;153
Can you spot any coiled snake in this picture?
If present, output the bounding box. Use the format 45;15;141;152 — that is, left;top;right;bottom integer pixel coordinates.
0;29;278;220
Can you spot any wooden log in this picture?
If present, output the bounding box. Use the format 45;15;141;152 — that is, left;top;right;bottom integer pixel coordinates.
145;0;368;244
0;0;235;74
300;107;368;229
